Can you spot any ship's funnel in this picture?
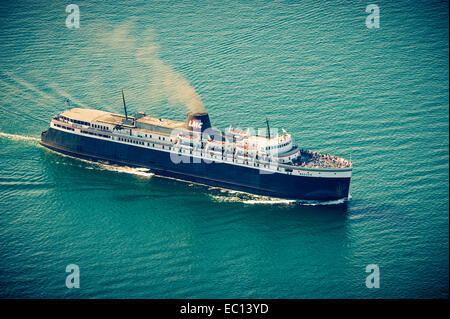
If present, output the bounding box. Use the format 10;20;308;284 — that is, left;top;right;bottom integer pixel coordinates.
186;112;211;132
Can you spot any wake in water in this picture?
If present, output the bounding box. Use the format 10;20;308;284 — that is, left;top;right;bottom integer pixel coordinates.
96;162;154;178
208;188;351;206
0;132;40;143
0;132;154;179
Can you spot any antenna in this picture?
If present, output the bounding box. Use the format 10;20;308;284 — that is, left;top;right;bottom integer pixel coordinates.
266;117;271;139
121;89;128;121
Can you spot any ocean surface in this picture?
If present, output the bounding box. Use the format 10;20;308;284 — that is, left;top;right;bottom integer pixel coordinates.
0;0;448;298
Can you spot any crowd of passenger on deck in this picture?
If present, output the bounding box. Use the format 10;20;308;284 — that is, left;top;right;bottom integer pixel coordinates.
296;149;352;169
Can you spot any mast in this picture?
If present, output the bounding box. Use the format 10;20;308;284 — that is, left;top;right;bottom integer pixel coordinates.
121;89;128;121
266;117;271;139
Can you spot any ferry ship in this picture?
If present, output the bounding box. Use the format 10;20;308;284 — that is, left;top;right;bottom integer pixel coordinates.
40;94;352;201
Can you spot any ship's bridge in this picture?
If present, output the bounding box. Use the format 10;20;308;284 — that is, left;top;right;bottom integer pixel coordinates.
234;130;293;153
226;127;300;164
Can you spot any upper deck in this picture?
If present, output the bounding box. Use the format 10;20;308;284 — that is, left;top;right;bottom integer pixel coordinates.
138;115;185;130
59;108;186;137
59;108;118;125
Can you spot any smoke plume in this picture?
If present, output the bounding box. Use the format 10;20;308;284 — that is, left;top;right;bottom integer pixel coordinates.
101;24;205;114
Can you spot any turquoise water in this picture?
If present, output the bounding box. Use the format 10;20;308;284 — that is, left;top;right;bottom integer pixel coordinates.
0;0;448;298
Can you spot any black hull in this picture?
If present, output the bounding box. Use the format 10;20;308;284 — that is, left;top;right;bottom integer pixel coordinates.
40;128;351;201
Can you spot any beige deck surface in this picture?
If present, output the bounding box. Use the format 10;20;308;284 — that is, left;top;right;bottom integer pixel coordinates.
61;108;185;129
